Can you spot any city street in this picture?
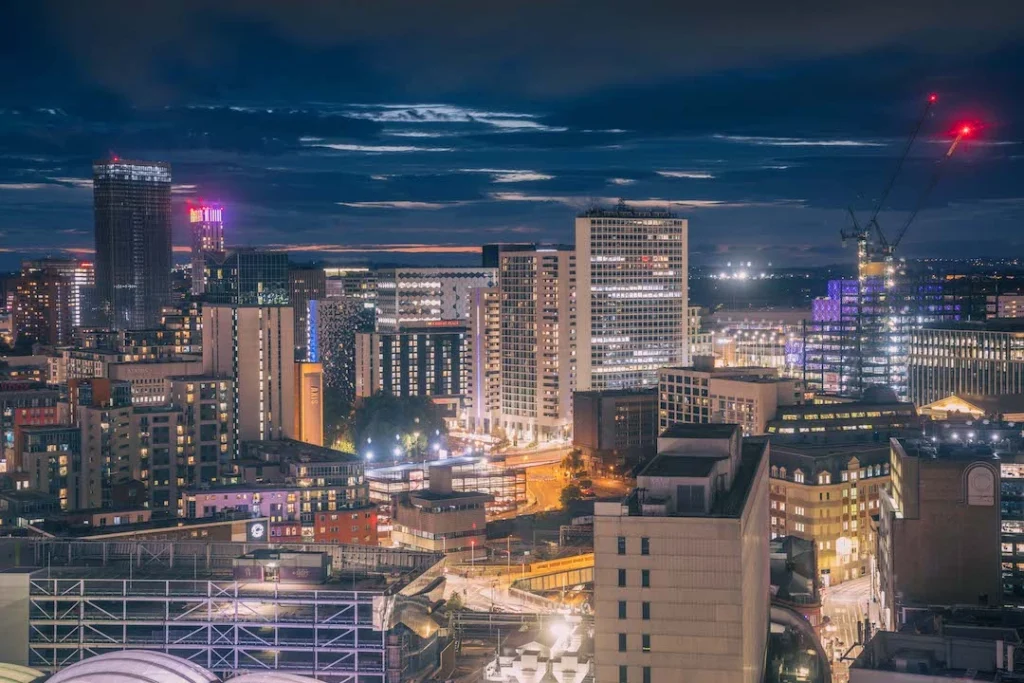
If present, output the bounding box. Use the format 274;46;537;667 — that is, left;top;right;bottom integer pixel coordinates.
821;576;878;682
444;571;534;613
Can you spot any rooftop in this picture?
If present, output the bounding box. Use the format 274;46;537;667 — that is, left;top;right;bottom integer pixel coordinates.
409;489;494;503
579;201;678;220
637;454;721;478
921;319;1024;334
852;626;1024;682
659;423;740;440
622;439;766;518
242;439;362;465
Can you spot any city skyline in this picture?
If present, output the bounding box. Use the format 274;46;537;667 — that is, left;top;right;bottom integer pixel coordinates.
1;3;1023;270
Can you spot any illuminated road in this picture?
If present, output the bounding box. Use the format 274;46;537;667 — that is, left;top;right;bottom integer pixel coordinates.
444;572;533;613
822;576;876;683
525;463;564;513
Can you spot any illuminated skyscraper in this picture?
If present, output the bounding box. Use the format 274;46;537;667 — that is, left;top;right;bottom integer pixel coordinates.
497;244;576;444
93;159;172;330
188;203;224;296
21;258;95;329
576;202;688;391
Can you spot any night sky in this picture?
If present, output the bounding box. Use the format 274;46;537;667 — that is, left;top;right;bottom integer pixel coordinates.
1;1;1023;270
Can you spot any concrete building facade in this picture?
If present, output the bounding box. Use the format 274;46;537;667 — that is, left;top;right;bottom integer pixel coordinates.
576;203;688;391
572;389;658;473
908;320;1024;407
497;245;576;444
593;424;769;683
373;267;497;332
658;362;802;437
877;437;1002;630
202;304;295;443
466;286;501;435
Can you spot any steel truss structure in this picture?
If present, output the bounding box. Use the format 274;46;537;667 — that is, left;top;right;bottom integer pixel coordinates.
28;577;387;683
1;538;446;683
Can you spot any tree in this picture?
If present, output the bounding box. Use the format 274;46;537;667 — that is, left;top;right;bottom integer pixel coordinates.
352;393;448;459
323;388;354;451
444;592;464;613
562;449;585;477
560;484;582;507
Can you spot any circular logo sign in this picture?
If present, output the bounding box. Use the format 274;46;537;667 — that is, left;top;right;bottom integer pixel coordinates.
249;522;265;539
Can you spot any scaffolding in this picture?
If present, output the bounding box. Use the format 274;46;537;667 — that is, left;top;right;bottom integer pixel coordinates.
1;538;444;683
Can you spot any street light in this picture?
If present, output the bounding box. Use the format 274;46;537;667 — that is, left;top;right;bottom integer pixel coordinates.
365;450;374;461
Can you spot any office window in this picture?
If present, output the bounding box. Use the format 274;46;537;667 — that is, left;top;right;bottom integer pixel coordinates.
620;665;628;683
641;569;650;588
619;601;627;619
642;601;650;620
643;666;651;683
618;568;627;587
641;537;650;555
642;633;651;653
619;633;627;652
618;536;627;555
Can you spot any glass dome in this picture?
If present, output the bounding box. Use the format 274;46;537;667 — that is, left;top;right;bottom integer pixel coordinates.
0;663;45;683
46;651;219;683
228;675;324;683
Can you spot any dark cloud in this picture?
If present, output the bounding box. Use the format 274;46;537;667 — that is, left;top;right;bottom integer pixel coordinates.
0;1;1019;106
0;2;1022;270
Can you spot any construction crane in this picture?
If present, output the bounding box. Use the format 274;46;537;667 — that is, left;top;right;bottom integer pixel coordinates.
841;93;937;258
829;94;974;398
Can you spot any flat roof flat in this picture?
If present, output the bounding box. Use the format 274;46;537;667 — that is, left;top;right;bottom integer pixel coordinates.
639;455;721;478
659;423;739;439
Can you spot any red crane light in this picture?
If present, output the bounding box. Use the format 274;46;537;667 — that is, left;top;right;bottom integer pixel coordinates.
928;93;938;103
960;124;972;136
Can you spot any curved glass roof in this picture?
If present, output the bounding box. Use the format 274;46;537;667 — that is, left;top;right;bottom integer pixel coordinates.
47;651;219;683
228;675;324;683
0;663;45;683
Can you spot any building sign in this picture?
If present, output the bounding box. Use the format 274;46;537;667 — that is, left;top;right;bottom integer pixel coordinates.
246;520;267;542
189;206;223;223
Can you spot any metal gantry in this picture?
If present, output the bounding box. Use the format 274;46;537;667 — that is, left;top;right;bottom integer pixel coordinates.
27;577;388;683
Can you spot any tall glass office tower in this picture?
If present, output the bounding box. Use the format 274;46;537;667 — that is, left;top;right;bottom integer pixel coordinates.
93;159;172;330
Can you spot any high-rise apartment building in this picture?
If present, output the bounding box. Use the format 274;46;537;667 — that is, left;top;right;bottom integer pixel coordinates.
204;249;290;306
288;266;326;360
165;376;236;508
467;286;501;435
324;266;377;301
19;426;81;511
497;245;576;444
202;304;295;442
188;203;224;296
308;297;376;401
355;327;466;399
373;267;496;332
593;424;769;683
74;379;135;509
908;320;1024;407
93;159;172;330
21;258;95;329
12;263;73;346
576;202;689;391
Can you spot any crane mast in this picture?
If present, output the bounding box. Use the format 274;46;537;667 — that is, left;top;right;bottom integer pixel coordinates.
827;95;972;399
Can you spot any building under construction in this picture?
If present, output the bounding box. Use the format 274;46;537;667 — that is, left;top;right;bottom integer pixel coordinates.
801;96;974;401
